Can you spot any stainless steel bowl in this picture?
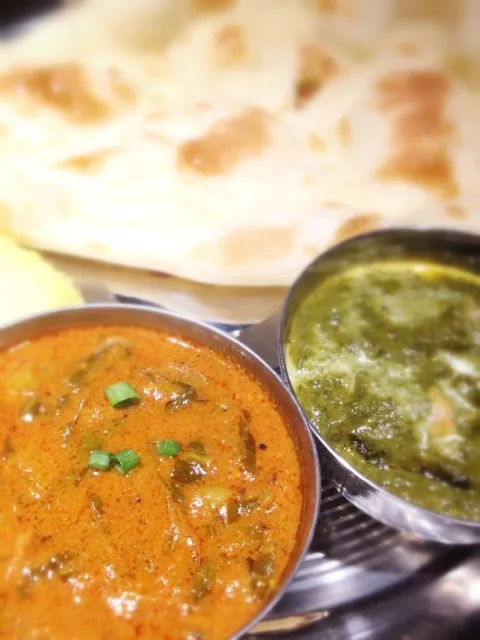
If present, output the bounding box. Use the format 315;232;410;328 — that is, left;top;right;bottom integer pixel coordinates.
278;228;480;545
0;303;320;639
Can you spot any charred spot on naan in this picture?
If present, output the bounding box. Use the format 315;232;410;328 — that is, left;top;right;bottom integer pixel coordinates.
294;45;339;107
445;203;468;221
214;25;248;66
395;0;458;23
308;133;327;153
395;41;421;57
191;227;295;271
375;69;450;114
178;107;272;176
220;227;295;268
378;148;457;199
375;70;458;199
194;0;236;12
316;0;338;14
335;214;380;243
57;150;113;173
336;116;352;147
316;0;357;20
444;53;480;86
0;64;135;124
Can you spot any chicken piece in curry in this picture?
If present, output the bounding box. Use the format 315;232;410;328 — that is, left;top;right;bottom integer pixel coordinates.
0;326;302;640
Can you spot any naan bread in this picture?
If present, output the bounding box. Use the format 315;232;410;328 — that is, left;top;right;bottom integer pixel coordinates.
0;0;478;285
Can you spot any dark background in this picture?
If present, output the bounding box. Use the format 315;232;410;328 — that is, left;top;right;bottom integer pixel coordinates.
0;0;59;31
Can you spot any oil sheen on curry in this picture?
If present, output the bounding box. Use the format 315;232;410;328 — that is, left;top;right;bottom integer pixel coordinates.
0;326;302;640
286;261;480;521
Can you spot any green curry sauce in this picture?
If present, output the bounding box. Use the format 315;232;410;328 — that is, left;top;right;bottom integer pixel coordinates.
286;261;480;521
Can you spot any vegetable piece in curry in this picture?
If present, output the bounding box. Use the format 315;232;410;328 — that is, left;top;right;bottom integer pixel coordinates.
0;326;302;640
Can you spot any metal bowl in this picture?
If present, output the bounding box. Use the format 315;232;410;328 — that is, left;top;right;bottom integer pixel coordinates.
279;227;480;545
0;303;320;638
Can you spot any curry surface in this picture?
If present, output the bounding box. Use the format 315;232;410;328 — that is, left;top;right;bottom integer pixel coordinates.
287;261;480;521
0;326;302;640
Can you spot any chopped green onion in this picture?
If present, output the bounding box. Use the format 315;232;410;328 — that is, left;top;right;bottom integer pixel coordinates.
88;449;112;471
156;439;182;457
113;449;141;474
113;463;126;474
105;382;140;408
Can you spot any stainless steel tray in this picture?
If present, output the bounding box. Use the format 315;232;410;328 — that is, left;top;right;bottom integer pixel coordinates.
104;290;480;640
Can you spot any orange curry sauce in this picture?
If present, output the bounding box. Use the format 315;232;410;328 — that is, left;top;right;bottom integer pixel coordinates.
0;326;302;640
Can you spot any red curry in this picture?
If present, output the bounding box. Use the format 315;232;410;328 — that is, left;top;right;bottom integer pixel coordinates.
0;326;302;639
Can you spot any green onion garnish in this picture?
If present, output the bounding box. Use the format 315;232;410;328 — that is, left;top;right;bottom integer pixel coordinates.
105;382;140;408
113;449;141;474
156;439;182;457
88;449;112;471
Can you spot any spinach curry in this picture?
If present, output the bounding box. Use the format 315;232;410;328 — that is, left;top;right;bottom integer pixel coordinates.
286;261;480;521
0;326;302;640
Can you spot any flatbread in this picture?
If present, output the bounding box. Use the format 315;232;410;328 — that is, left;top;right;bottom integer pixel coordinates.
47;250;286;325
0;0;478;285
